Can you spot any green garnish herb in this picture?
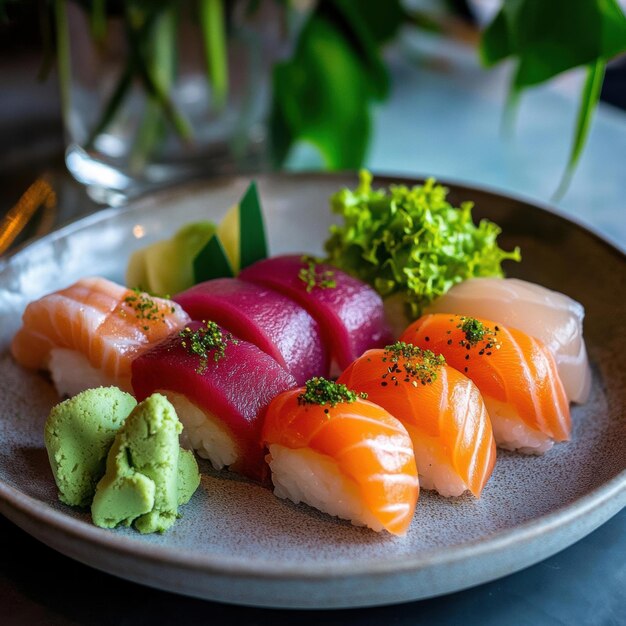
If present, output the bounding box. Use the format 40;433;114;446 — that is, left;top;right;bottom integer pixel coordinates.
124;288;170;324
459;317;486;345
456;316;500;351
324;170;521;319
297;377;367;408
382;342;446;386
298;256;337;293
179;321;237;374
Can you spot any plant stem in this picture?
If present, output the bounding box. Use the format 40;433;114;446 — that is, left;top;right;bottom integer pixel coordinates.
130;6;178;172
553;59;606;201
85;65;133;150
199;0;228;111
125;7;194;143
90;0;107;43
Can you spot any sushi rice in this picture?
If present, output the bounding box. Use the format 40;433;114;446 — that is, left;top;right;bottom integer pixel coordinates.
266;444;387;532
163;391;238;470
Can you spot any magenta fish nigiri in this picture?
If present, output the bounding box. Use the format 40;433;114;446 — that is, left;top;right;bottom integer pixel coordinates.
239;255;393;371
131;321;297;483
174;278;329;385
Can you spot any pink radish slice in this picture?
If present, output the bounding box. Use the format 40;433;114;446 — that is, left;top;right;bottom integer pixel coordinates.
174;279;329;385
131;322;297;484
239;255;393;371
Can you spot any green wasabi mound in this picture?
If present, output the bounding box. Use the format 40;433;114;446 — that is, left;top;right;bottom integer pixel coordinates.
91;393;200;534
44;387;137;507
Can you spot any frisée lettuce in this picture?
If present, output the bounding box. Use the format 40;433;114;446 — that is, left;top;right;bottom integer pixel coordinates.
324;171;521;320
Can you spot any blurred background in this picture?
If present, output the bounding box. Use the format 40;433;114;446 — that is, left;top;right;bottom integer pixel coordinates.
1;0;625;245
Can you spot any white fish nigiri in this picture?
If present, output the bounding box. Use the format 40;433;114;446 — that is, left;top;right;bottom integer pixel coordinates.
426;278;591;404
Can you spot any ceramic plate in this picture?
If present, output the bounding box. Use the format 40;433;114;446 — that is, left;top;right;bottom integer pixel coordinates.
0;173;624;609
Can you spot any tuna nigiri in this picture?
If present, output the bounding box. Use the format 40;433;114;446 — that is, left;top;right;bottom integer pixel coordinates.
132;320;297;483
174;278;329;385
262;378;419;535
400;314;570;454
426;277;591;404
11;277;190;395
239;255;393;372
337;343;496;497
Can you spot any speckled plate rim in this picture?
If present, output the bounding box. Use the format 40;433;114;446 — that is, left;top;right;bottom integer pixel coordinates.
0;171;625;586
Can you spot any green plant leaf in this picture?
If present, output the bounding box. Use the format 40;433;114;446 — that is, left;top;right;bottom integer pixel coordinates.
352;0;407;44
480;0;626;87
479;0;626;195
270;14;372;169
553;59;606;200
318;0;395;101
269;0;409;169
479;8;511;66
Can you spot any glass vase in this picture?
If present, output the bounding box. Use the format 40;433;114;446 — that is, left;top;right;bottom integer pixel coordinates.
59;0;286;204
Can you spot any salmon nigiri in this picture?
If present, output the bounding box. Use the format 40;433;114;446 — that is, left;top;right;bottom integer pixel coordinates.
262;378;419;535
337;343;496;497
11;277;190;396
425;277;591;404
400;314;571;454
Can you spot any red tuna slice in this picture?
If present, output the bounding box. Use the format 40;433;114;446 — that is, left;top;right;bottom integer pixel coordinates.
131;321;297;484
174;278;329;385
239;255;393;371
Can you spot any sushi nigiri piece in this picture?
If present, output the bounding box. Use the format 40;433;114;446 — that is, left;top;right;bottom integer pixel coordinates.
426;277;591;404
174;278;329;385
262;378;419;536
11;277;190;396
400;314;571;454
239;255;393;372
132;320;297;483
337;343;496;497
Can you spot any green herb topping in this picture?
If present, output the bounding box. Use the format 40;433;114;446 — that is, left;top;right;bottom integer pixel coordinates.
297;377;367;408
459;317;486;345
298;256;337;293
456;316;500;351
179;321;237;374
382;342;446;386
123;288;173;326
324;170;521;319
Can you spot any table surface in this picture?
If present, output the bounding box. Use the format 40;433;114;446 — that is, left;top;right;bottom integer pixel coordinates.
1;38;625;625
